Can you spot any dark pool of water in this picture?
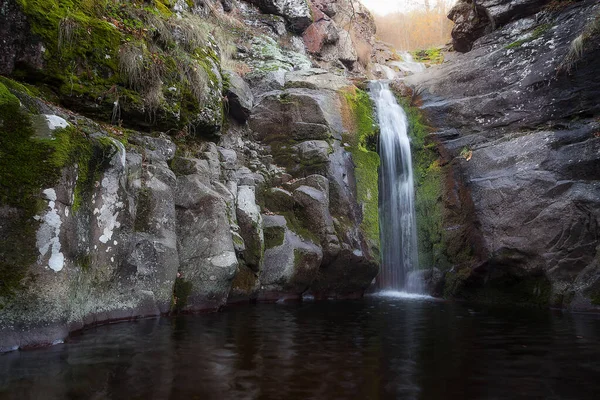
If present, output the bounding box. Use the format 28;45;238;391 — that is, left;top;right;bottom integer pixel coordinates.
1;294;600;400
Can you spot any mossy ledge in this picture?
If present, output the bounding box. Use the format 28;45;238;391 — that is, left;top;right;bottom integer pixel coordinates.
0;79;117;298
341;87;381;252
12;0;227;136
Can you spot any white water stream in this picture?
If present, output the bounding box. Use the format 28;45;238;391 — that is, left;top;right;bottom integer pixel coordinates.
371;81;423;293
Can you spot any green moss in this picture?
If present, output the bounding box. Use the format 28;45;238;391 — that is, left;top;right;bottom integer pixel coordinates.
280;211;320;244
264;224;285;249
13;0;226;136
342;88;381;250
505;23;552;49
0;83;21;108
393;95;453;271
0;92;62;297
75;253;91;271
172;276;193;312
411;48;444;65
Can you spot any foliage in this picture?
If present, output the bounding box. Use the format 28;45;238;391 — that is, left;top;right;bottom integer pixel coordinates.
12;0;239;135
411;47;444;65
373;1;455;50
557;10;600;74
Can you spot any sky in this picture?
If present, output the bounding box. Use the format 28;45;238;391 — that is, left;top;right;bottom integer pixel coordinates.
359;0;456;15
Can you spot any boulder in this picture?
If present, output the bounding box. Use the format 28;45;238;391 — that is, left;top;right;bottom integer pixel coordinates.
259;217;323;300
175;175;238;311
248;88;346;143
303;18;340;54
448;0;552;52
236;185;265;272
293;140;331;165
285;68;350;91
248;0;314;33
224;70;254;122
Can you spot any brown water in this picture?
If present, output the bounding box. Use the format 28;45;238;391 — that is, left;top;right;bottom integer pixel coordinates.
1;294;599;400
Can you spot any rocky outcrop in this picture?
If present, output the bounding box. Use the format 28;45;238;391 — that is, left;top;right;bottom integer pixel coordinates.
448;0;552;52
407;0;600;310
224;70;254;122
0;0;381;350
248;0;314;33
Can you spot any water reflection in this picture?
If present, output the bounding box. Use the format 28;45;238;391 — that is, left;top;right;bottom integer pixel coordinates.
1;298;600;400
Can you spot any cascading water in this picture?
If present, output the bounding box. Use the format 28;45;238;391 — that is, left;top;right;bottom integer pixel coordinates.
371;81;423;294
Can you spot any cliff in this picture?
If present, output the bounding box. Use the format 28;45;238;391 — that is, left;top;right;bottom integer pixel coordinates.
0;0;380;351
405;0;600;310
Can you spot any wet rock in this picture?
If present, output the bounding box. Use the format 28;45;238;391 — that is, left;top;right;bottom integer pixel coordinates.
408;0;600;309
0;0;45;75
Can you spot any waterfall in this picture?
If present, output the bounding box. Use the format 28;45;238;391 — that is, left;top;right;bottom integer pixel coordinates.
371;81;423;293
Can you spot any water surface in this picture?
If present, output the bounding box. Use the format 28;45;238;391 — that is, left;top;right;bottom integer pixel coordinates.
1;296;599;399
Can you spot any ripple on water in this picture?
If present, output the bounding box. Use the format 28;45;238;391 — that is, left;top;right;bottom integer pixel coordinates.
369;290;437;301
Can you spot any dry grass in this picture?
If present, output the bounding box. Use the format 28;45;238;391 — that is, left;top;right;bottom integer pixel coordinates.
557;11;600;74
115;1;251;117
58;16;78;50
119;42;145;91
350;30;373;70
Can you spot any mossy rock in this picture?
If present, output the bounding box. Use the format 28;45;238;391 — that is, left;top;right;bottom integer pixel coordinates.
12;0;225;136
0;77;121;298
340;87;380;250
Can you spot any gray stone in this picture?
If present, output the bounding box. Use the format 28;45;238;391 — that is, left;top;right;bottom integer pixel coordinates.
248;0;314;33
176;175;238;311
407;0;600;309
259;224;323;300
236;185;264;272
293;140;331;165
285;68;350;91
224;70;254;122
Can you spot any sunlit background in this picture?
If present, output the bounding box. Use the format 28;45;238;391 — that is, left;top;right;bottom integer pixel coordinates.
360;0;457;15
359;0;457;50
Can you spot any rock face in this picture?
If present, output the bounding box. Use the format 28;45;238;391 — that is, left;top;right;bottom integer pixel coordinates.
448;0;552;52
407;0;600;310
248;0;314;33
0;0;381;350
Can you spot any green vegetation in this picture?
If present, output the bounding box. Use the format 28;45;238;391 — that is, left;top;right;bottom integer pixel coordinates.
264;224;285;250
342;88;380;251
411;47;444;65
393;95;447;270
12;0;239;135
505;23;552;49
0;79;118;297
558;10;600;74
